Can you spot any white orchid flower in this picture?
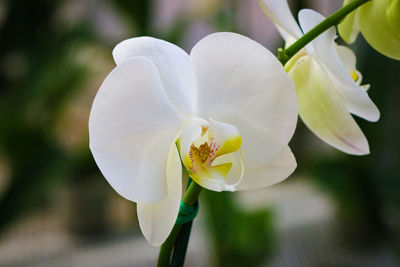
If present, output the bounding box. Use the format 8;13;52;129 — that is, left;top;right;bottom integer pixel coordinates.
89;32;298;246
259;0;380;155
339;0;400;60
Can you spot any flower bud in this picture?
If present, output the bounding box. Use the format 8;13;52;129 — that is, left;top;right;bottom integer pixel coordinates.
338;0;360;44
386;0;400;34
341;0;400;60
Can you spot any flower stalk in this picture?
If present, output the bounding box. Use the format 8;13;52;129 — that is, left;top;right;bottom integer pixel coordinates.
278;0;371;65
157;172;203;267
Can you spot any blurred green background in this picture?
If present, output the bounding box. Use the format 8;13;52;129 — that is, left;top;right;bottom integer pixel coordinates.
0;0;399;266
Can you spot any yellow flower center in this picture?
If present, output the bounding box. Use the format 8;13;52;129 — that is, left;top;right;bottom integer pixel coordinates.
191;142;211;163
179;120;243;190
188;136;220;173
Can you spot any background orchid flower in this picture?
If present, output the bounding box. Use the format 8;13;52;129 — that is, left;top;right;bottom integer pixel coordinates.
259;0;380;155
339;0;400;60
89;32;298;246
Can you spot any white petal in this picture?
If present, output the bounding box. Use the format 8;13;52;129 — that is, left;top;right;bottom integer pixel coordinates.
89;58;183;203
236;145;296;191
336;81;380;122
298;9;331;39
336;45;356;73
298;9;334;55
334;46;380;121
137;143;182;246
258;0;303;41
190;32;298;145
113;37;197;116
299;9;380;122
236;118;291;169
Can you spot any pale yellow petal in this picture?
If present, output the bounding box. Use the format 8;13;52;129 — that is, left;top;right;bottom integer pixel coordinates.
288;55;370;155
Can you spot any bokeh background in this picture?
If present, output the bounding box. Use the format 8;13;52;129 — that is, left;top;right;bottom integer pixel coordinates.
0;0;399;266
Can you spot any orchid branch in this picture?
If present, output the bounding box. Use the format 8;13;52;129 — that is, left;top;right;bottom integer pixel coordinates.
157;170;203;267
278;0;371;65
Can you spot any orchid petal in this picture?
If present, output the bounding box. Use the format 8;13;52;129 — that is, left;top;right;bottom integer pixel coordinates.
336;45;356;73
358;0;400;60
258;0;303;42
338;0;360;44
190;32;298;145
235;118;290;168
89;58;183;203
299;9;380;122
190;151;244;193
212;151;244;188
137;143;182;246
298;9;335;55
113;37;197;116
236;145;296;190
334;46;380;122
288;55;370;155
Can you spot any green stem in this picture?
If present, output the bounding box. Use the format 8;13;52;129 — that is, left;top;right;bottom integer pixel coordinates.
157;176;203;267
181;179;203;206
278;0;371;65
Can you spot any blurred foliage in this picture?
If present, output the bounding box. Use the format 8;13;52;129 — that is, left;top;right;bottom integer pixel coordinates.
0;0;154;234
310;157;387;245
0;0;95;230
111;0;151;36
202;191;275;267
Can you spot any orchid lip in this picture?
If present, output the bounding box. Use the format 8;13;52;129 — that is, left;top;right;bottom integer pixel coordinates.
178;118;243;191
